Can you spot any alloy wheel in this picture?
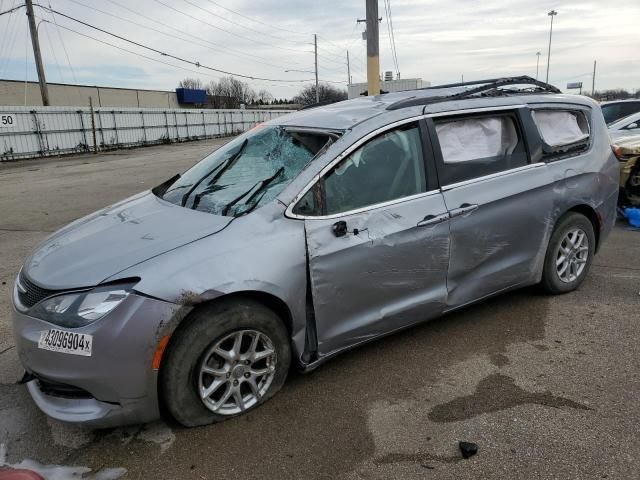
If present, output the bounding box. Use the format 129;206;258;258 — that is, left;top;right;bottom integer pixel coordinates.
197;329;277;415
555;228;589;283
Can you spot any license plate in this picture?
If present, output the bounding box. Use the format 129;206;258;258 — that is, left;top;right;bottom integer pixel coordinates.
38;329;92;357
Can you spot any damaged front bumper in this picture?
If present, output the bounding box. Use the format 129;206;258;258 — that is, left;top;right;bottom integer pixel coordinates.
12;292;185;428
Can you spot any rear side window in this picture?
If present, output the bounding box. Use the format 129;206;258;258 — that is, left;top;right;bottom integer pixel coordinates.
433;114;528;185
531;109;589;158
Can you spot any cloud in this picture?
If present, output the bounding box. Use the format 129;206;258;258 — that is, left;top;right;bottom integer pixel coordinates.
0;0;637;98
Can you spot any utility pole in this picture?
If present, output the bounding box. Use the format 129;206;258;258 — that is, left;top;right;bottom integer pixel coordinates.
314;34;319;103
25;0;50;106
535;51;541;80
347;50;351;86
592;60;597;96
545;10;557;84
365;0;380;96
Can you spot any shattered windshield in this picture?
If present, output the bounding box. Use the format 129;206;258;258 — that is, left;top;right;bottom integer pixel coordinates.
160;125;333;216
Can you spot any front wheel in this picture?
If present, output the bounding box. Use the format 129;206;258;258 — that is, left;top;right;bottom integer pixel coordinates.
541;212;595;294
160;300;291;427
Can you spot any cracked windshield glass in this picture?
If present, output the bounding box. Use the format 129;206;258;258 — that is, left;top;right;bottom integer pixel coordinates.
160;125;332;216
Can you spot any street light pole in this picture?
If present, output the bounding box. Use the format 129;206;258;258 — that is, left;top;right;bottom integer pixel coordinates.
535;51;541;80
545;10;557;84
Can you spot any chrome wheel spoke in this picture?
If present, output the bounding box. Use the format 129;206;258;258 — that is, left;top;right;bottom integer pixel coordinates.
213;346;234;361
202;364;228;376
233;389;246;411
202;378;225;398
213;384;233;409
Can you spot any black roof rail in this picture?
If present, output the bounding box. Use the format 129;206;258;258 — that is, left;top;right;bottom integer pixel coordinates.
386;76;561;111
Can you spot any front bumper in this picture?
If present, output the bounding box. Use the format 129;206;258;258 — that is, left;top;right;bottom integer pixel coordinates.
12;292;184;428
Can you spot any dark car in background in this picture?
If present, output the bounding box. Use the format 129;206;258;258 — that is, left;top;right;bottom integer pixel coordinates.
601;99;640;125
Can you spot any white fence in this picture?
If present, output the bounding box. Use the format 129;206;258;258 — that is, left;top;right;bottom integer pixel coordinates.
0;106;294;161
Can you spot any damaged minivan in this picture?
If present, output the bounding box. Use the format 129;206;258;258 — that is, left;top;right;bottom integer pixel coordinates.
13;76;618;427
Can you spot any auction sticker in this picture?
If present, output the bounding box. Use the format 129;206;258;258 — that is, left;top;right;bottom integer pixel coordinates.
38;329;92;356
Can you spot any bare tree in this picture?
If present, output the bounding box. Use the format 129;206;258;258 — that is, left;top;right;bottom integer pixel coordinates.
178;78;204;89
257;89;274;105
293;83;347;106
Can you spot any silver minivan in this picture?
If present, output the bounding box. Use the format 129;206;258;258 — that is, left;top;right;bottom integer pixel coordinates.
12;77;619;427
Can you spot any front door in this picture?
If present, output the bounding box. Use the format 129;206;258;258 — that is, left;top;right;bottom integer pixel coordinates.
292;120;450;356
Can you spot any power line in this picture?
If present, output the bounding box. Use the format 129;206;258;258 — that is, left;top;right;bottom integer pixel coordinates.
104;0;304;68
180;0;303;45
45;20;333;90
202;0;307;37
382;0;397;76
46;0;78;83
33;4;315;83
152;0;312;55
62;0;305;72
385;0;400;76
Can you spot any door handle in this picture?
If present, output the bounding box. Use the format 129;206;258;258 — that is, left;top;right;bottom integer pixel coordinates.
449;203;478;218
417;213;450;227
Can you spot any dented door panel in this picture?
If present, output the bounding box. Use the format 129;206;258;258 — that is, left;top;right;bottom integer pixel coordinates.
305;193;450;357
441;164;554;307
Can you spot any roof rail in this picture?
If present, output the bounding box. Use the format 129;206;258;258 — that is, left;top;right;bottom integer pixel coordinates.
386;76;561;111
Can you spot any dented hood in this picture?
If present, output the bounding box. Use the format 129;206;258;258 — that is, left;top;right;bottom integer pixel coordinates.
23;192;231;290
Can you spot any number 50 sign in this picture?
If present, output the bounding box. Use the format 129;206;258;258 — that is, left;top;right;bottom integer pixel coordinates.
1;114;15;127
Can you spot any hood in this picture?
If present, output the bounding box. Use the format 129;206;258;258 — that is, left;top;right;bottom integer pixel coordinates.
23;192;232;290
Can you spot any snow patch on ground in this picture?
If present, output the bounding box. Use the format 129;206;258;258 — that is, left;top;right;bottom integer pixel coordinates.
0;442;126;480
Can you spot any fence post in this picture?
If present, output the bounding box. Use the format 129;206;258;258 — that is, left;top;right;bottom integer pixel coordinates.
185;111;190;138
97;108;105;148
164;111;170;142
30;110;45;156
140;110;147;145
78;109;89;152
89;97;98;154
202;110;206;139
173;111;180;141
112;110;119;146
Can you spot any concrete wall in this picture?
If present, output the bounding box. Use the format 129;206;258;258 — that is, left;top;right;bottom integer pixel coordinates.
0;80;180;108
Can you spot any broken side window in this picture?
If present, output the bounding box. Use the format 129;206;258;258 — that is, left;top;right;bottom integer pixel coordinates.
434;114;528;185
531;110;590;149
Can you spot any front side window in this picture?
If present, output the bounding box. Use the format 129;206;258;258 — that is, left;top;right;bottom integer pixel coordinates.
160;126;333;216
293;122;427;216
434;114;528;184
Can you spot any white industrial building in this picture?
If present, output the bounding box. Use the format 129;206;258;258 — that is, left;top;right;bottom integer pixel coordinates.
348;73;430;99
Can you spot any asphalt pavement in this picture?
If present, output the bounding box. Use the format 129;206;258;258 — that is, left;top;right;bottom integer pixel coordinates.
0;139;639;479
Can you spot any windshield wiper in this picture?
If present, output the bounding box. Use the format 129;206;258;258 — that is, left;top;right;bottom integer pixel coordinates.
221;166;285;217
181;139;248;207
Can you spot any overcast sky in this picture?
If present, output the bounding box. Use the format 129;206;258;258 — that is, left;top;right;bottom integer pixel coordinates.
0;0;638;98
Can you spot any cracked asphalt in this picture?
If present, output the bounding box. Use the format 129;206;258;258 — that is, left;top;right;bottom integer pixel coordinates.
1;139;639;479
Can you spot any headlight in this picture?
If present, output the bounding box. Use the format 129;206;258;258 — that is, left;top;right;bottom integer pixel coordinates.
30;283;134;328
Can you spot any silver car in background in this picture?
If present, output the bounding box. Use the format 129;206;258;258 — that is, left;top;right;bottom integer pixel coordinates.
12;77;618;427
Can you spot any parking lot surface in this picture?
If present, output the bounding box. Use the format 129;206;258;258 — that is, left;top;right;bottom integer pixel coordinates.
1;140;639;479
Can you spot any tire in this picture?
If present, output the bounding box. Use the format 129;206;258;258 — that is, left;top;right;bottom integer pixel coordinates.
541;212;595;294
160;299;290;427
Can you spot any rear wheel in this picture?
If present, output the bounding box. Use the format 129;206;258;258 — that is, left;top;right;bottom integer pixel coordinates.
541;212;595;294
160;299;290;427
